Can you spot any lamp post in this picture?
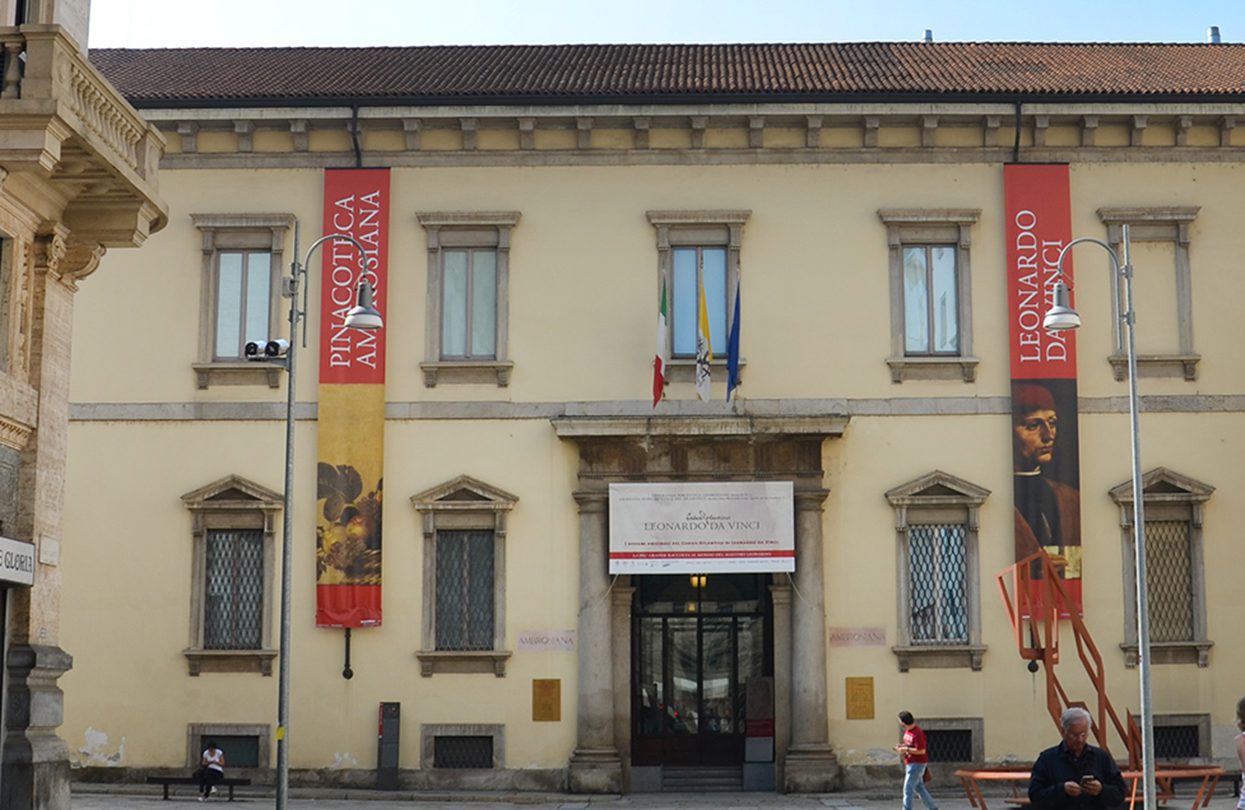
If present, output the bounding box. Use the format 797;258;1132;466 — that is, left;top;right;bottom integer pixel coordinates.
252;223;383;810
1045;223;1155;810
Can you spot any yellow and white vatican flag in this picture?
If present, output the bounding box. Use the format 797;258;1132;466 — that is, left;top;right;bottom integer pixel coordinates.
694;262;713;401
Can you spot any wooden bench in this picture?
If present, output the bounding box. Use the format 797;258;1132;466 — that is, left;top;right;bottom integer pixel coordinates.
145;775;251;801
955;767;1226;810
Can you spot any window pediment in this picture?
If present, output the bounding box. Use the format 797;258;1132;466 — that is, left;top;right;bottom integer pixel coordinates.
182;475;282;511
411;475;518;512
1108;467;1213;505
885;470;990;507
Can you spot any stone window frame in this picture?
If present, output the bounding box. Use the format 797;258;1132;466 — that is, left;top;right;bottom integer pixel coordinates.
1152;713;1212;762
1109;467;1214;668
411;475;517;677
920;717;986;764
646;210;750;384
420;723;505;769
416;212;520;387
185;722;270;769
180;475;281;676
1097;207;1201;381
885;470;989;671
878;209;981;383
190;214;294;389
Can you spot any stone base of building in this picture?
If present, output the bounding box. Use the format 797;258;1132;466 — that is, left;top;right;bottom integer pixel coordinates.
567;747;622;793
3;644;74;810
782;743;839;793
74;765;568;792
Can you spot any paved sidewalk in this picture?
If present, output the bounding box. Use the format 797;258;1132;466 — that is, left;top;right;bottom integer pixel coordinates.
70;785;974;809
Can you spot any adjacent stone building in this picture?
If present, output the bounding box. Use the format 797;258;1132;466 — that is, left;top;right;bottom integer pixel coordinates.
0;0;166;806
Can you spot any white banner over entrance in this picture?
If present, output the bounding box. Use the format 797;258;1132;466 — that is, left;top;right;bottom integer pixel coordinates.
608;482;794;574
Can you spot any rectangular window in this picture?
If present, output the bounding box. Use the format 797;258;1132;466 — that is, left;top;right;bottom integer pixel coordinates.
204;529;264;650
214;249;272;360
441;248;498;359
903;245;958;354
672;246;727;357
433;735;494;768
1153;724;1200;759
197;734;261;768
878;209;979;382
908;523;969;644
925;728;974;762
435;530;495;651
1145;519;1194;642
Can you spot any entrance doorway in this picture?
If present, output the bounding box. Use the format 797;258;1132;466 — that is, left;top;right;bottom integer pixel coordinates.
631;573;772;767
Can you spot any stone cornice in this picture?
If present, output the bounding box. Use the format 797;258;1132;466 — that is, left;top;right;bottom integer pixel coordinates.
551;414;848;439
144;100;1245;168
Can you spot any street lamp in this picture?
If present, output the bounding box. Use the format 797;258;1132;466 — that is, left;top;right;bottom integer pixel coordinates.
250;223;383;810
1045;223;1155;810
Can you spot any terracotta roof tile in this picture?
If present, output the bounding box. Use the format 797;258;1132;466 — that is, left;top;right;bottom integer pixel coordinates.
89;43;1245;107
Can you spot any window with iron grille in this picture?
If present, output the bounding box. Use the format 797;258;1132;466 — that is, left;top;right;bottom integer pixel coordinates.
413;476;516;676
197;734;261;768
886;471;988;671
187;723;270;770
182;475;280;676
204;529;264;650
1144;520;1193;642
435;530;495;651
1110;469;1213;668
926;728;974;762
433;735;493;768
1153;724;1200;759
908;523;969;644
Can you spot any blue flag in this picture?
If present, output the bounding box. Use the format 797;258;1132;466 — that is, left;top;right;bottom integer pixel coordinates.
726;281;741;401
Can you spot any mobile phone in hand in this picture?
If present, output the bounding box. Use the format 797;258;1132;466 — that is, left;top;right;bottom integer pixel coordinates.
1081;775;1095;785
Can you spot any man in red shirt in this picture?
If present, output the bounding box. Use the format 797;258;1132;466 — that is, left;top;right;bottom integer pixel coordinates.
895;710;939;810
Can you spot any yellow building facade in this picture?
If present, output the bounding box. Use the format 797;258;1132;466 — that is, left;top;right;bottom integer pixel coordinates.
60;44;1245;794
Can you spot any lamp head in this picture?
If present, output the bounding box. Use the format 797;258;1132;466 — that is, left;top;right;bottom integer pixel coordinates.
343;280;383;330
1043;280;1081;331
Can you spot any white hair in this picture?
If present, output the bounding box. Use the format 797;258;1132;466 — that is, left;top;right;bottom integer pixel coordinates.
1061;707;1091;731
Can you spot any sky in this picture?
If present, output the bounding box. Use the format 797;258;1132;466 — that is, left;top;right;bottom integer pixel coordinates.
88;0;1245;49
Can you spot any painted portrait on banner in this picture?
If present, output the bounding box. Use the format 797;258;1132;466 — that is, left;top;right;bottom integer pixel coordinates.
1004;163;1083;611
1011;379;1081;602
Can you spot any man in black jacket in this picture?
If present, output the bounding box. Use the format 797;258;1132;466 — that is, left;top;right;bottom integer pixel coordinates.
1029;707;1126;810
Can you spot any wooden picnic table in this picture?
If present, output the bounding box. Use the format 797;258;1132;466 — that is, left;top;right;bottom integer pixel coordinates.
953;766;1225;810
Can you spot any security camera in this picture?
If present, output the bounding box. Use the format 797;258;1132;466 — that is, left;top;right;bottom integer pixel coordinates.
244;341;265;360
264;339;290;359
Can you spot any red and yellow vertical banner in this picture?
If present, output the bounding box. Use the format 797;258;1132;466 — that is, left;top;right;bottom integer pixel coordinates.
1004;164;1083;612
315;168;389;627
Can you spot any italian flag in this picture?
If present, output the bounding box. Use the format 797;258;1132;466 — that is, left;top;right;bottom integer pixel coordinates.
652;281;669;407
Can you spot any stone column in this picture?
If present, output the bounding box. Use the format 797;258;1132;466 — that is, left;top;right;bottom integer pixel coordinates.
770;580;792;787
3;235;102;810
568;491;622;793
611;585;635;790
783;488;838;792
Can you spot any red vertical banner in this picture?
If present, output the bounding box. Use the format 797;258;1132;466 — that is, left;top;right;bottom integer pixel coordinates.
1004;164;1082;612
315;168;389;627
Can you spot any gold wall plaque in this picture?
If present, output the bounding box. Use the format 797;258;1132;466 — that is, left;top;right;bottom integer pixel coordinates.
532;678;561;722
845;676;875;720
